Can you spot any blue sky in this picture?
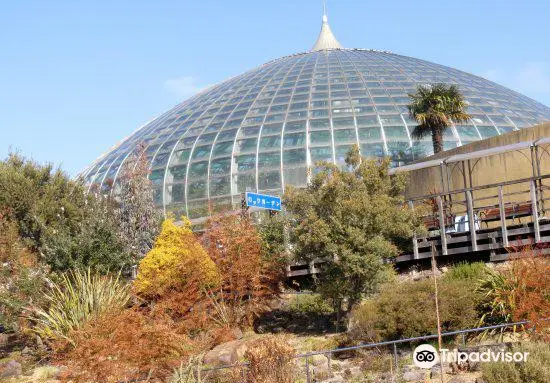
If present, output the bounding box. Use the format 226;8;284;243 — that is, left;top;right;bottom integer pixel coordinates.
1;0;549;176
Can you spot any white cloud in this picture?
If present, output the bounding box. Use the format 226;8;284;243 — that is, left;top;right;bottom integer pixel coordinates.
164;76;211;99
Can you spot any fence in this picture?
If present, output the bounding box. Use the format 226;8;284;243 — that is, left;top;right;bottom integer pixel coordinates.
288;173;550;276
201;320;534;382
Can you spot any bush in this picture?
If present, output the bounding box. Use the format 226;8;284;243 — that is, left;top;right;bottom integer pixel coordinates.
0;213;48;331
286;293;334;315
42;195;132;274
481;342;550;383
134;218;219;298
29;268;131;344
477;249;550;336
0;153;134;274
0;154;88;252
443;261;489;283
57;308;195;383
202;214;283;328
245;335;295;383
283;150;424;315
349;278;480;342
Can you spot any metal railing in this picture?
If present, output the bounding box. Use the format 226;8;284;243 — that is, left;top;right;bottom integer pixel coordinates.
404;173;550;261
288;173;550;276
201;320;534;382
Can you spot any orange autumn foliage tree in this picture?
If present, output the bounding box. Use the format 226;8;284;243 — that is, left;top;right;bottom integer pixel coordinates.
507;246;550;337
202;214;283;327
56;308;196;383
0;211;48;331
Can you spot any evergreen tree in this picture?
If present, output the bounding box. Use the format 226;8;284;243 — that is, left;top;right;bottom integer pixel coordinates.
115;145;162;265
283;146;423;317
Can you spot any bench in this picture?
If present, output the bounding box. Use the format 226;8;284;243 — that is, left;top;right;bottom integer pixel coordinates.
479;203;533;225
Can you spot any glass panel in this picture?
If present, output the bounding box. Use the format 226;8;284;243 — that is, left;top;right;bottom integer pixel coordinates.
455;126;481;141
152;187;163;207
384;126;409;140
310;118;330;130
332;117;355;128
258;152;281;169
360;143;385;157
235;154;256;172
167;184;185;203
262;123;283;135
259;135;281;150
210;176;231;196
379;115;403;125
235;138;258;153
149;169;164;186
258;170;281;190
358;127;382;141
356;115;379;127
191;145;212;159
333;129;357;143
284;167;307;187
283;149;306;165
217;129;238;141
241;126;261;137
188;161;208;179
188;180;207;199
310;146;333;163
285;121;306;132
173;149;191;163
283;132;306;147
210;157;231;175
234;172;256;193
477;125;499;139
213;141;234;157
310;130;332;144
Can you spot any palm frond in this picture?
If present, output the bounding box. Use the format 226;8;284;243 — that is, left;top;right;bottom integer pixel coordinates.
407;83;471;151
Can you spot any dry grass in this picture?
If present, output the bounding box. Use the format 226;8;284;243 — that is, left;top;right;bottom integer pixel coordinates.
54;308;196;383
244;335;295;383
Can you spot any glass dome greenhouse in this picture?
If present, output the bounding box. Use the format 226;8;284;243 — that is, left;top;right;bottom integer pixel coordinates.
83;13;550;221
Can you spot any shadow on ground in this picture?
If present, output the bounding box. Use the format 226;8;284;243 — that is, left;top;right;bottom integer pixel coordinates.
254;310;338;335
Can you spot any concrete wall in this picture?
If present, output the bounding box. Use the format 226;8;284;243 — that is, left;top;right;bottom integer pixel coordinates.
403;123;550;200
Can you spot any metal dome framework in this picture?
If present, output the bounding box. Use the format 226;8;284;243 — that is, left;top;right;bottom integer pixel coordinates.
83;17;550;222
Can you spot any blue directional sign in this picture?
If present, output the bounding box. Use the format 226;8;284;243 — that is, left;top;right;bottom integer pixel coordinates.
245;192;282;211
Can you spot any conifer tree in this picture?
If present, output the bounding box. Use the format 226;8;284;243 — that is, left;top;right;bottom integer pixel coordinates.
115;145;162;265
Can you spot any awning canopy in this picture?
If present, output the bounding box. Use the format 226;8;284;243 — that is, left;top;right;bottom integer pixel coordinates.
390;137;549;174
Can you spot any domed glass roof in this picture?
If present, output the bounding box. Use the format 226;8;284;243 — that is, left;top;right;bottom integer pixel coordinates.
83;17;550;221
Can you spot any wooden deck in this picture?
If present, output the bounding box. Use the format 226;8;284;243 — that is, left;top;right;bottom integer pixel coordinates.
286;174;550;278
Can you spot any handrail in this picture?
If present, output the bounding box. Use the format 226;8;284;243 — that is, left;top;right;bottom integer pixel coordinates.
201;319;532;372
407;174;550;203
295;320;528;358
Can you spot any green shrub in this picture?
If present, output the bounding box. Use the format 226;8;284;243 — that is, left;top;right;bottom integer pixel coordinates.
286;293;334;315
443;261;489;283
29;268;131;344
349;278;480;341
481;361;521;383
477;268;515;327
481;342;550;383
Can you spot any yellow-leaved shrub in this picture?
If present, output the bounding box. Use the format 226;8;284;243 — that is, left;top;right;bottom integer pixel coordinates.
134;218;219;298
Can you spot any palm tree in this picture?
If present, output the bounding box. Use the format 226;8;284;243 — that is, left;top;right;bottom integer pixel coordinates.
408;83;471;154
